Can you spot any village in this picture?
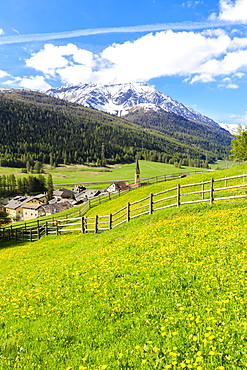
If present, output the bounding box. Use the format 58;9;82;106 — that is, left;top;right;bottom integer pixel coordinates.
1;160;142;222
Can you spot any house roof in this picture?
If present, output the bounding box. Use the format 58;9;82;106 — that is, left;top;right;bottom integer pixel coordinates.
33;193;46;199
106;182;129;191
5;194;46;210
79;189;101;198
53;188;74;198
5;196;32;210
22;203;42;210
40;201;73;214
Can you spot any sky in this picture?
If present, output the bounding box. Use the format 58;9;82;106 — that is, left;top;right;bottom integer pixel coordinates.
0;0;247;125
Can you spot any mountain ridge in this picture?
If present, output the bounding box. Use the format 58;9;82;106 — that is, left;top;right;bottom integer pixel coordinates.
46;82;220;129
0;88;226;169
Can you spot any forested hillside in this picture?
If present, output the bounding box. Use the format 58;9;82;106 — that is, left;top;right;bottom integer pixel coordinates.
125;107;232;154
0;89;231;169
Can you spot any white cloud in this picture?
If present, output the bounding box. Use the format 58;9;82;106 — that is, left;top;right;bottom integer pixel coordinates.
0;28;4;35
0;70;9;78
26;44;70;75
182;1;203;8
16;76;52;91
218;81;239;88
20;25;247;88
229;110;247;122
222;76;231;82
190;73;215;83
26;31;231;85
25;43;96;83
189;48;247;83
226;83;239;88
91;30;233;83
57;65;94;85
218;0;247;22
11;28;19;34
234;72;245;78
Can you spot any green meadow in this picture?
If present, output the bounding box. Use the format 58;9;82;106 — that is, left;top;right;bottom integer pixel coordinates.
1;163;247;369
0;161;208;187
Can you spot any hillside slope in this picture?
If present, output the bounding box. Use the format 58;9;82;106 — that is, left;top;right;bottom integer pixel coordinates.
85;163;246;217
1;177;247;368
125;107;232;154
0;89;231;168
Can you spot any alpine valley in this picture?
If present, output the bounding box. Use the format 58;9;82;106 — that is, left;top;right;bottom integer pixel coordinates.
0;83;233;169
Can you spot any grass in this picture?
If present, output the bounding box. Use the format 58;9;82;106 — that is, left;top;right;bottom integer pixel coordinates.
0;161;210;187
1;200;247;369
1;164;247;369
2;162;245;232
85;162;247;218
209;160;239;170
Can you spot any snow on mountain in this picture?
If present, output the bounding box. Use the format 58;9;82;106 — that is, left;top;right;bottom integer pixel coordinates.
218;122;239;135
46;83;220;128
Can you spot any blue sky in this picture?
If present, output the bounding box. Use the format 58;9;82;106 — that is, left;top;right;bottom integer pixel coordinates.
0;0;247;125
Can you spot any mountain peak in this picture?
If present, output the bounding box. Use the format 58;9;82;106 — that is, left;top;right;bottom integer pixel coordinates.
46;82;219;128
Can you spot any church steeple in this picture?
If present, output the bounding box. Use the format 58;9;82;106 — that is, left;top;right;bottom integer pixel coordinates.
135;158;141;185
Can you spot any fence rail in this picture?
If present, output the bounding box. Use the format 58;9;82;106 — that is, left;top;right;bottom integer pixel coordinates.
1;173;247;243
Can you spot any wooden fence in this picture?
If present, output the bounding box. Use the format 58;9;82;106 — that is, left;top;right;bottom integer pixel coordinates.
1;173;247;243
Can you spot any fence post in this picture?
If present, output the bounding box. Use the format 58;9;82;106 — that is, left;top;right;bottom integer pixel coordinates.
84;217;87;232
210;178;214;205
30;229;32;243
81;216;85;233
109;214;112;229
126;202;130;222
45;222;48;236
56;220;59;236
22;229;24;242
202;183;205;200
149;193;153;215
15;228;18;241
94;215;98;233
37;226;40;240
177;183;181;207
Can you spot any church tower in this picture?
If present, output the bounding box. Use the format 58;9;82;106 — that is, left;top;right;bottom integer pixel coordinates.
135;158;141;186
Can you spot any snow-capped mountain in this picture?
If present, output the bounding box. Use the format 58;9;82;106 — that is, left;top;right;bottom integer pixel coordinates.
46;83;220;128
218;122;239;135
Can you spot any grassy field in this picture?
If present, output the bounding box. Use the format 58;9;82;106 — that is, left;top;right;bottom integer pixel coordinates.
0;164;247;369
85;162;247;218
1;162;245;231
0;161;211;187
209;160;239;170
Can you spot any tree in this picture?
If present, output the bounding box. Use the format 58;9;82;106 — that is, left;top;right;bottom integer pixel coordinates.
231;126;247;161
47;174;54;202
34;161;43;174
